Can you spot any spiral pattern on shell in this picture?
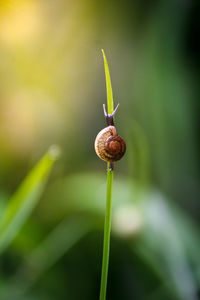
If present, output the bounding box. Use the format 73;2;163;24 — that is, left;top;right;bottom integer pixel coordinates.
94;126;126;162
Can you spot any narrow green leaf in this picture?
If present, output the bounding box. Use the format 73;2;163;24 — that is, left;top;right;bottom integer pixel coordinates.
0;145;60;254
101;49;114;115
0;219;90;300
102;49;115;171
26;218;90;278
100;168;113;300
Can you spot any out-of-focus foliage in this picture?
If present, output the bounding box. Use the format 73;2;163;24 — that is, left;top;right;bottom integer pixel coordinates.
0;145;59;255
0;0;199;299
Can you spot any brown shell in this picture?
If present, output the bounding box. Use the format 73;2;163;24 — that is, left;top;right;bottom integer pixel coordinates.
94;126;126;162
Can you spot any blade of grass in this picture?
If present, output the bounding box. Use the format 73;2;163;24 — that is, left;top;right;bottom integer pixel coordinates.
100;168;113;300
100;50;114;300
1;218;91;300
0;145;60;254
101;49;114;115
27;218;90;277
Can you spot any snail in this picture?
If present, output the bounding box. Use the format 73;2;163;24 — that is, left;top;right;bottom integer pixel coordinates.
95;125;126;162
94;104;126;164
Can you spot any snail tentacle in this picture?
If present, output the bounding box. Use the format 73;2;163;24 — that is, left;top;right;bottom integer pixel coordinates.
103;103;120;126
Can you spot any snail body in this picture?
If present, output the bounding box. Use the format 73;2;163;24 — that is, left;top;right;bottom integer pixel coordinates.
95;125;126;162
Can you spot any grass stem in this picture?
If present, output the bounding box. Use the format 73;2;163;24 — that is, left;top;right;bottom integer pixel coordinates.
100;163;113;300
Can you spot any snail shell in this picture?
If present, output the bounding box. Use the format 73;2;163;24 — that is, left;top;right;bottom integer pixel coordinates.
94;126;126;162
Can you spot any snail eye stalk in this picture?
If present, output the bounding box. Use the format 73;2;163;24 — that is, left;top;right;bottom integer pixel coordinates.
103;103;120;126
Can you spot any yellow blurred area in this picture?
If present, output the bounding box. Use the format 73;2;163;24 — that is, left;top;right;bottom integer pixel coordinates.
0;0;97;161
0;89;65;156
0;0;41;45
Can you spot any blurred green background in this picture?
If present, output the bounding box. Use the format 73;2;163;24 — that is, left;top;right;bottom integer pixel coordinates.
0;0;199;299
